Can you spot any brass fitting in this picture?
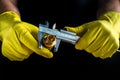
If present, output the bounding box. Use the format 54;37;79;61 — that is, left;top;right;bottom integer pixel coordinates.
43;34;56;50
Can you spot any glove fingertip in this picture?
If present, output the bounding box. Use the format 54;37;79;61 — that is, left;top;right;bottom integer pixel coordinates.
36;48;54;58
45;52;53;58
75;43;83;50
64;26;74;32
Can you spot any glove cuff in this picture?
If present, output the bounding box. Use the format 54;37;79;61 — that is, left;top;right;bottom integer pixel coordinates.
98;11;120;38
0;11;21;41
0;11;21;28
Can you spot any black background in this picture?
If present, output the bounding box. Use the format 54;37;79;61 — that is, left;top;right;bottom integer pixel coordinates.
1;0;120;72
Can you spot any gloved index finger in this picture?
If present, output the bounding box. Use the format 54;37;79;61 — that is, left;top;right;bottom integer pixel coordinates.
64;25;88;37
19;30;53;58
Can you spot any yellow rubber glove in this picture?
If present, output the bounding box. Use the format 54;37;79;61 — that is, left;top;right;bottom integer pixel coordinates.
65;11;120;59
0;11;53;61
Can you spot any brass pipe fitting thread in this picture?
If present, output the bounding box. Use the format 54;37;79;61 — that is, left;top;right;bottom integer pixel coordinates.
43;34;56;50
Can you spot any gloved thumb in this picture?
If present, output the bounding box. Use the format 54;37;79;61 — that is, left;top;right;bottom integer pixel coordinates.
65;25;88;50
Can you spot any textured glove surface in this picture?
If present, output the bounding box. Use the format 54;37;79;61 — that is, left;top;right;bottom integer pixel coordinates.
0;11;53;61
65;11;120;59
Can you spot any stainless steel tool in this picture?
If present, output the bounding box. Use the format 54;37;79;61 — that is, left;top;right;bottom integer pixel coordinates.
38;21;120;53
38;21;80;52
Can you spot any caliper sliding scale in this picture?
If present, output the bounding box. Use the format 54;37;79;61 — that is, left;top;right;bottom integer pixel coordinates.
38;22;80;52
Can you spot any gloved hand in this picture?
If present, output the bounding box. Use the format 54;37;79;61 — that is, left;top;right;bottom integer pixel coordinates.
0;11;53;61
65;11;120;59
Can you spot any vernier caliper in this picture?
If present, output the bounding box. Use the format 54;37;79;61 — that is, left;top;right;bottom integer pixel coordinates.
38;21;80;52
38;21;120;53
